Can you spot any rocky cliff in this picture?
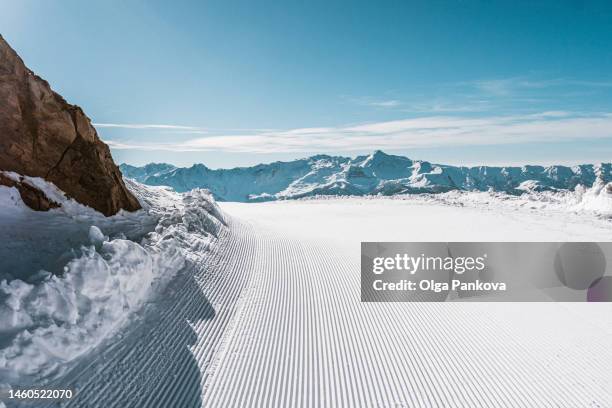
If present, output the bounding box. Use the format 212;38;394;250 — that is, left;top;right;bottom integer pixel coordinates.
0;35;140;215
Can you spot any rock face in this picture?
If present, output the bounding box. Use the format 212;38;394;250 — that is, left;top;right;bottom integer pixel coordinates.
0;35;140;216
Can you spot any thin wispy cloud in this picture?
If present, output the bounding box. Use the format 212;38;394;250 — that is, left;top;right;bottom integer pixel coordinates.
345;96;402;108
94;123;203;131
404;100;493;114
344;75;612;115
368;100;402;107
100;77;612;157
94;123;281;135
104;112;612;154
472;79;516;96
468;77;612;97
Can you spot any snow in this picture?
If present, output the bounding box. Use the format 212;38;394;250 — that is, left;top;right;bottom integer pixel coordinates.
0;173;225;384
575;177;612;216
88;225;106;245
193;199;612;407
2;169;612;406
221;191;612;246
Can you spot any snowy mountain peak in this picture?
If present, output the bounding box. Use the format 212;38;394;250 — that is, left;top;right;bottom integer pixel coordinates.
119;151;612;202
365;149;391;162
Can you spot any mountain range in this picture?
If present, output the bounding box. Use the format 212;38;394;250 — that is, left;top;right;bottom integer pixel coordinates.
120;151;612;202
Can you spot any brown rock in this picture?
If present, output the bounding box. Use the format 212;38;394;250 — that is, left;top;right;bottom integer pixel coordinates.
0;173;60;211
0;35;141;216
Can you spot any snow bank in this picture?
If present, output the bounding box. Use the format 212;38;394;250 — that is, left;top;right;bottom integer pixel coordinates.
292;177;612;220
574;178;612;217
0;174;225;383
408;177;612;219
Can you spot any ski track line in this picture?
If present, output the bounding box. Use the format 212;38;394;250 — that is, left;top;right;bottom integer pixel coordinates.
25;208;612;408
200;211;612;408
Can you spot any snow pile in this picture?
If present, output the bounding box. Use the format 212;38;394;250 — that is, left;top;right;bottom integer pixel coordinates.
0;174;225;383
574;177;612;217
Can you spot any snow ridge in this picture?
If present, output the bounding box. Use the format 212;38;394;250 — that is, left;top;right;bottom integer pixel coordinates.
0;175;225;385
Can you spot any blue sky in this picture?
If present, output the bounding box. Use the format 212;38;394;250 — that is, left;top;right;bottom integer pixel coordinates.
2;0;612;168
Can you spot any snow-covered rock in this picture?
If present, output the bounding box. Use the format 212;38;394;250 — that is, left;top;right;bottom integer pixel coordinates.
0;35;141;216
120;151;612;202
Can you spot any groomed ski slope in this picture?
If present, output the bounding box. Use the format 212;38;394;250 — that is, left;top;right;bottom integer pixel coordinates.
43;198;612;407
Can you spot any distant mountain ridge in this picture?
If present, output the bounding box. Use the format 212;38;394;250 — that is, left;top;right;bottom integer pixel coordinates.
120;151;612;202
